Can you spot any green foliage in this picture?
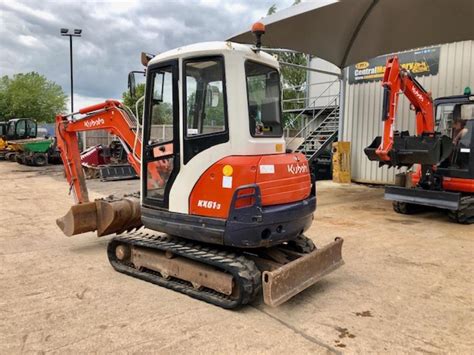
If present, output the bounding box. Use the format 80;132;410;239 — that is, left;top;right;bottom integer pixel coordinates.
152;102;173;124
279;51;308;116
186;88;225;128
265;0;307;126
0;72;67;123
204;91;225;126
122;83;145;120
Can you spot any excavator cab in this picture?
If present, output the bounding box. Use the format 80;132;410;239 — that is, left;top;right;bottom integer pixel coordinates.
434;96;474;178
139;44;317;248
0;118;38;160
4;118;37;140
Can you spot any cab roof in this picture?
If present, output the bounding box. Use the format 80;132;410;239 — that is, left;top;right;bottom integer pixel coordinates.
148;41;278;68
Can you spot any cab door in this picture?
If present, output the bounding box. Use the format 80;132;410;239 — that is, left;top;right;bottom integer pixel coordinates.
142;60;180;209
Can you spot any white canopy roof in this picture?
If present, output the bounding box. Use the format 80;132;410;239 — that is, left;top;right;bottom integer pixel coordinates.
229;0;474;68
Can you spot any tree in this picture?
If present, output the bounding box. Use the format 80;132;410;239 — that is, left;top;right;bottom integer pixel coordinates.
265;0;307;126
122;83;145;121
0;72;67;123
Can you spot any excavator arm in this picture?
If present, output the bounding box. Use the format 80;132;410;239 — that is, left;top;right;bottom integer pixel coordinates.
365;56;453;167
56;99;141;203
55;100;143;237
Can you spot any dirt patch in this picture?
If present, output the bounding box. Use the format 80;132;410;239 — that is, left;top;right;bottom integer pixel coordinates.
355;310;373;317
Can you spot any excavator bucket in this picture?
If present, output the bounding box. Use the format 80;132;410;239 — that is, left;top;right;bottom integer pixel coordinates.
262;238;344;307
56;196;142;237
365;133;453;167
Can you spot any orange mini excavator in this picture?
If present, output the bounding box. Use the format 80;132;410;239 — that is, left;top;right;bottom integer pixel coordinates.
55;32;344;308
365;56;474;224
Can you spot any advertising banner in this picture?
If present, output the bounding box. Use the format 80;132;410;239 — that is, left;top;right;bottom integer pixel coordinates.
348;47;440;84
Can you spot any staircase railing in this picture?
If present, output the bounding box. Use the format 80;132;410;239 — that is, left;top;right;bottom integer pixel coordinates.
287;95;339;148
296;105;339;162
284;78;339;129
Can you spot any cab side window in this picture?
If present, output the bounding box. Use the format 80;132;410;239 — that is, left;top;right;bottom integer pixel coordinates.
16;120;26;137
185;58;226;136
149;67;174;145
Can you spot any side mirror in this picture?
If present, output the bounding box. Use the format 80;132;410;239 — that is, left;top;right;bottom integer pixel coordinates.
128;72;136;98
128;71;146;98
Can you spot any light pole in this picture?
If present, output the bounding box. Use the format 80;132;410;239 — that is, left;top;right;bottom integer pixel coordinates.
60;28;82;113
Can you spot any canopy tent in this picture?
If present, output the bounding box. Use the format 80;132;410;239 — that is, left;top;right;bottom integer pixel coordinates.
229;0;474;68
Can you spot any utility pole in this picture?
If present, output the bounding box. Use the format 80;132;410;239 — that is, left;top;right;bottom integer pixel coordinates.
60;28;86;148
60;28;82;113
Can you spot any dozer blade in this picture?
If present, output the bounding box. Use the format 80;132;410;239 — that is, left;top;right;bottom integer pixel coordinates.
56;196;142;237
385;186;461;210
365;133;453;167
262;238;344;307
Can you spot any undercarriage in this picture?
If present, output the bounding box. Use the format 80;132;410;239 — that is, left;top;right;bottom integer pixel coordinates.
388;186;474;224
57;191;344;308
108;232;344;308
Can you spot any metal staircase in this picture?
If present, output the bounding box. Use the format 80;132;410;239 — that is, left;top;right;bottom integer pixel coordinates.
295;106;339;162
279;59;341;167
286;95;340;163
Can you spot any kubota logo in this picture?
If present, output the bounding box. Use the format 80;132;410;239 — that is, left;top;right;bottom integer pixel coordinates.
287;163;308;175
84;118;105;128
355;61;370;70
411;86;424;102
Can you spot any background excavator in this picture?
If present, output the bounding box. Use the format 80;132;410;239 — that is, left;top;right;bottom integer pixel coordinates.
55;30;344;309
0;117;38;160
365;56;474;224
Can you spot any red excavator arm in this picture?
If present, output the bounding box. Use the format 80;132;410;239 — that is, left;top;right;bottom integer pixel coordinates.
376;56;434;161
365;56;452;168
55;100;141;203
55;99;172;237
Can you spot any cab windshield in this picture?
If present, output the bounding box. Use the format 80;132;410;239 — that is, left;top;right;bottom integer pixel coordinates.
436;102;473;169
245;61;282;137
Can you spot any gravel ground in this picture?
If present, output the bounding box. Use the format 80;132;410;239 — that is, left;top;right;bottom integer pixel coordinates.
0;163;472;354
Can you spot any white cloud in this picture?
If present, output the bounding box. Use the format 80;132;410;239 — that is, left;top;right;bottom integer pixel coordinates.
18;34;44;48
224;3;248;14
199;0;221;8
67;94;110;113
2;0;58;22
140;16;192;33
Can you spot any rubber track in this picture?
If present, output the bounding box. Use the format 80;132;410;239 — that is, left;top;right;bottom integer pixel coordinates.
108;232;262;309
448;195;474;225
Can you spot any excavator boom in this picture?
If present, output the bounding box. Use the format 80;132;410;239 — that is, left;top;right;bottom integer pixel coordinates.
364;56;453;167
55;100;143;236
